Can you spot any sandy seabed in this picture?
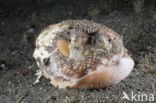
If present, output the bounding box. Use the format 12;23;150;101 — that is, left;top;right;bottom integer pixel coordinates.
0;0;156;103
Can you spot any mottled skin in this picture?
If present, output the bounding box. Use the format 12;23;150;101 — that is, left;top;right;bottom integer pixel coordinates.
33;20;134;89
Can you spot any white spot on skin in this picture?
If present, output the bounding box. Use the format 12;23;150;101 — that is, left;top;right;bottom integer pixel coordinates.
102;59;108;65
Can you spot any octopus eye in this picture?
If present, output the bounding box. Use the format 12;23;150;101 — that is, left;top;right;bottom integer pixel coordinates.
57;40;70;57
43;58;50;66
86;31;98;45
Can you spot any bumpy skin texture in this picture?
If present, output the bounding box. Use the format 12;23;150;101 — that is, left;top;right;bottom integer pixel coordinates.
33;20;134;89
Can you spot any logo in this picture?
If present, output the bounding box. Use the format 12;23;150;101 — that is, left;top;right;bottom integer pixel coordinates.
122;91;155;102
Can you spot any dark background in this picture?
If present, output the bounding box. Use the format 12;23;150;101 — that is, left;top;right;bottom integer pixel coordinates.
0;0;156;103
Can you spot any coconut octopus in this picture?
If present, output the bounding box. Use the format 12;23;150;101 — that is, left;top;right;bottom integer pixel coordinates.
33;20;134;89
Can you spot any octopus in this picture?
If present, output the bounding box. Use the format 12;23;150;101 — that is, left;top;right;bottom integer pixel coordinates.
33;20;134;89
